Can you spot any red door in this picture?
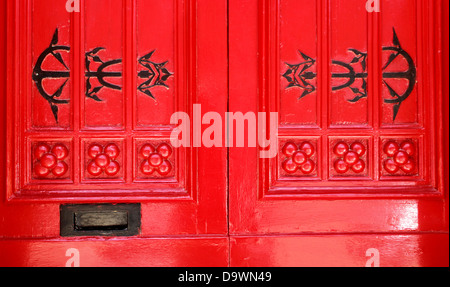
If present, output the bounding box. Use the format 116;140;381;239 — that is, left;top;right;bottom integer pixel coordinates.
0;0;448;267
0;0;229;267
229;0;449;267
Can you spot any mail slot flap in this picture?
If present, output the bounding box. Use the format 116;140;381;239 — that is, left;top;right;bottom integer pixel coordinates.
74;211;128;230
61;204;141;237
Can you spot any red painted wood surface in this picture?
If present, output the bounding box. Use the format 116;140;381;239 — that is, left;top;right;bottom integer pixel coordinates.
0;238;229;267
1;0;229;267
231;234;449;267
0;0;448;267
228;0;448;267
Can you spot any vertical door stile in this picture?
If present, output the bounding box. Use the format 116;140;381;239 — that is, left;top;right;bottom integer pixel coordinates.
320;0;329;180
73;0;81;185
370;0;381;181
125;0;134;184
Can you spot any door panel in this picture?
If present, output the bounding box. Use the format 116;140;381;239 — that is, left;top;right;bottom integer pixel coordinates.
1;0;448;268
83;0;124;129
229;0;448;266
279;0;318;126
329;0;369;126
135;0;176;127
31;0;73;129
1;0;228;266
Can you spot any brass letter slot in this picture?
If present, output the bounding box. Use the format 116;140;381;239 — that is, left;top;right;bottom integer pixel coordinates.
60;204;141;237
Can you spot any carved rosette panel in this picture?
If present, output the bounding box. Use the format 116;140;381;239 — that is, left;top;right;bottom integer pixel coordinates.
83;140;124;181
330;139;369;178
381;138;418;177
136;141;175;180
280;140;318;177
32;142;71;180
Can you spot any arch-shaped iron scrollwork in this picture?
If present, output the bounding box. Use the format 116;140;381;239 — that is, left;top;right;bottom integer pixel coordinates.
32;29;71;123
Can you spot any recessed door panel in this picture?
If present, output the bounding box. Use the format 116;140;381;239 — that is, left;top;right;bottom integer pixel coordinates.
329;0;369;126
280;0;318;126
31;0;72;129
135;0;176;128
381;0;419;126
83;0;124;129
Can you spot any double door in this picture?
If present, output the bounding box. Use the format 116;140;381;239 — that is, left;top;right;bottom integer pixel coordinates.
0;0;448;267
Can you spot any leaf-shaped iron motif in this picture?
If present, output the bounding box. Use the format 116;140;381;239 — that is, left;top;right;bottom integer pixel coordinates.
51;29;59;46
299;50;313;62
392;28;401;48
53;79;68;98
53;52;69;70
51;104;59;122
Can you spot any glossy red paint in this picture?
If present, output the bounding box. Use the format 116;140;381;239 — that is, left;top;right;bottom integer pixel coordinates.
0;238;229;267
231;234;449;267
1;0;229;267
228;0;448;267
0;0;448;267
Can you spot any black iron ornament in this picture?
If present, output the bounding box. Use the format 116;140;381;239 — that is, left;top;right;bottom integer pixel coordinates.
283;51;317;100
33;28;173;123
32;29;71;122
138;50;173;100
382;29;417;120
283;28;417;121
85;47;122;102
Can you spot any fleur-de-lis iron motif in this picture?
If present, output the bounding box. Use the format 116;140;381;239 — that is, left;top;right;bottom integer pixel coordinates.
283;51;317;100
138;50;173;100
33;28;173;123
283;28;416;121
